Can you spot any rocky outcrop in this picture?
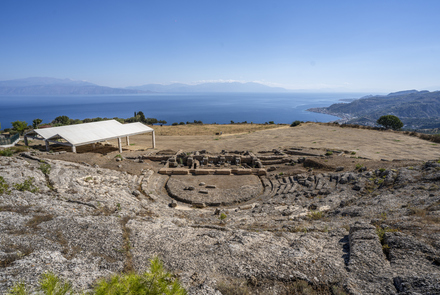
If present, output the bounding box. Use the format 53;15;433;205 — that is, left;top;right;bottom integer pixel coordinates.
1;155;439;294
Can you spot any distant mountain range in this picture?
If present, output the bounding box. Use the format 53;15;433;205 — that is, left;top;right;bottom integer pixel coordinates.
307;90;440;129
0;77;147;95
126;82;288;93
0;77;289;95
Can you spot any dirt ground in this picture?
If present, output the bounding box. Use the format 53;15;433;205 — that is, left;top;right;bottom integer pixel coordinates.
26;123;440;174
112;123;440;161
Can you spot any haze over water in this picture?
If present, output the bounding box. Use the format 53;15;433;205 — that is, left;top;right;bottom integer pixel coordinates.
0;92;366;129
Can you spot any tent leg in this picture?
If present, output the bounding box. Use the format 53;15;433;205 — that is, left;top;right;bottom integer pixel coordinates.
45;140;50;152
72;146;76;153
152;131;156;149
24;135;28;146
118;138;122;153
126;136;130;146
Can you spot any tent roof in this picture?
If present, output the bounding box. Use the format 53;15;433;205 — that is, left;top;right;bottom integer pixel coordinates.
26;120;153;146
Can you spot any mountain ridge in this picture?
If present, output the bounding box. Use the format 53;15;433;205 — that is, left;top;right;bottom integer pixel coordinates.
0;77;148;95
307;90;440;129
126;81;289;93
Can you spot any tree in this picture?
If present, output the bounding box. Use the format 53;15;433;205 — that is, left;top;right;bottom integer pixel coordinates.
146;118;158;125
377;115;403;130
32;118;43;129
137;111;146;122
11;121;28;135
52;115;70;126
290;120;301;127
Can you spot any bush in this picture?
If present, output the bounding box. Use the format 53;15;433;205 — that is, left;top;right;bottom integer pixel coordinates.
94;256;187;295
0;148;14;157
7;257;187;295
52;116;70;126
377;115;403;130
39;162;51;175
14;177;39;193
290;120;301;127
0;176;10;195
172;122;178;126
7;272;71;295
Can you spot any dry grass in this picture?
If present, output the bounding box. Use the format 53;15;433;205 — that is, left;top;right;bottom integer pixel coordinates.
26;214;54;229
151;123;287;136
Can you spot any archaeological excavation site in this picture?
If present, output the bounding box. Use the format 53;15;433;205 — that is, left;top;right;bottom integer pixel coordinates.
1;125;440;294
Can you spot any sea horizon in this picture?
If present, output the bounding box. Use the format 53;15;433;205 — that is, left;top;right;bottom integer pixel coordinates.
0;92;369;130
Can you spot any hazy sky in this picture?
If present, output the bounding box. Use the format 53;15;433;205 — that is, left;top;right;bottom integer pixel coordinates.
1;0;440;92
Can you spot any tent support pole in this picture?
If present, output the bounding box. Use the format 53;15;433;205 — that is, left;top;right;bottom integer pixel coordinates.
118;138;122;153
126;136;129;146
72;146;76;153
152;131;156;149
45;140;50;152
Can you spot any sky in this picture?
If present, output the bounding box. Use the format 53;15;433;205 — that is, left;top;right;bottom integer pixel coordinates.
1;0;440;92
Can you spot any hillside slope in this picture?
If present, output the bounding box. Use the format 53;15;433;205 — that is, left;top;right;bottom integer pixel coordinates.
308;90;440;129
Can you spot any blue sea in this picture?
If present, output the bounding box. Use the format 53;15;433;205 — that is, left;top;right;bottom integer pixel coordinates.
0;92;365;130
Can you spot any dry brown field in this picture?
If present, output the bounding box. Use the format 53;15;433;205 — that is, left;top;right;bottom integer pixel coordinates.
109;122;440;161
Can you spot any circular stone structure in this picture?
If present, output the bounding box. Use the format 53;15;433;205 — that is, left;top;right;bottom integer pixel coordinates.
166;175;264;206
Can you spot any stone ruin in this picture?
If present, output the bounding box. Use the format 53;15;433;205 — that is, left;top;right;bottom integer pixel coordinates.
135;148;327;207
143;148;302;176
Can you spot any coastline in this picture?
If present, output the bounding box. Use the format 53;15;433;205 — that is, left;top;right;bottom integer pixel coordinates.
306;107;354;123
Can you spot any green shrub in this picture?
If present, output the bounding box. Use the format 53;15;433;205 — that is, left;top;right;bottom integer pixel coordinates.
220;213;227;220
0;176;10;195
290;120;301;127
355;163;363;170
39;272;72;295
94;256;187;295
6;281;27;295
0;149;14;157
7;257;187;295
39;162;51;175
172;122;178;126
115;154;123;160
7;272;71;295
325;151;333;156
14;177;39;193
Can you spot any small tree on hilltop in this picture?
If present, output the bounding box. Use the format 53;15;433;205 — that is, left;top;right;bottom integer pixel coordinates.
52;115;70;126
377;115;403;130
32;118;42;129
11;120;28;135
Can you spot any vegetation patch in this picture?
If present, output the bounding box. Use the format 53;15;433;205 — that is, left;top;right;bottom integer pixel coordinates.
38;162;51;175
0;176;11;195
307;210;324;220
14;177;39;193
7;256;187;294
26;214;54;229
0;148;14;157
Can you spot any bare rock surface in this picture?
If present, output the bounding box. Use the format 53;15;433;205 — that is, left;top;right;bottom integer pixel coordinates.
1;154;439;294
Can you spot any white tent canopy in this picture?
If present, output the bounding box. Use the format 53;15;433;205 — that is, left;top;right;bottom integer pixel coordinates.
24;120;155;153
